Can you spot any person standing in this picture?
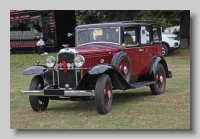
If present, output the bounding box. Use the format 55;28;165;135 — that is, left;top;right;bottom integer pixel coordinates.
35;20;42;32
20;21;26;31
31;21;37;30
17;21;22;31
17;21;26;31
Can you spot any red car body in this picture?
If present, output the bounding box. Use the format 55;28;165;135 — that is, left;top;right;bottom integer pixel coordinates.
75;43;162;78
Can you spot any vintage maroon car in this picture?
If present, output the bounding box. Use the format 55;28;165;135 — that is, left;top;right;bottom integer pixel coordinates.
21;21;172;114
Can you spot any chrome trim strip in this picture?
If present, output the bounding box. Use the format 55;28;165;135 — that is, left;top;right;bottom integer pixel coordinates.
77;42;120;47
52;69;55;85
20;90;95;97
57;54;60;87
57;68;91;70
75;53;78;86
58;48;78;54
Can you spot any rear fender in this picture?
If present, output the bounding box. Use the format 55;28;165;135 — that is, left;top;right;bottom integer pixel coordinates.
23;65;57;86
147;56;172;81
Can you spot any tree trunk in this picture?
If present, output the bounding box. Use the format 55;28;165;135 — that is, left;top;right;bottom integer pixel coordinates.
180;10;190;49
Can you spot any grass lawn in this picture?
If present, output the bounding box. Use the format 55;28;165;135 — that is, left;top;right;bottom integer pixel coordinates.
10;49;190;129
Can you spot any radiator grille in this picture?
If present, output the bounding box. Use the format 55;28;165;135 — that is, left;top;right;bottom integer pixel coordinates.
57;52;76;88
58;70;76;88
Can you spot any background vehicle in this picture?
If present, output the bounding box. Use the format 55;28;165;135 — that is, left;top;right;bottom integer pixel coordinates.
21;21;172;114
10;10;76;53
161;32;180;57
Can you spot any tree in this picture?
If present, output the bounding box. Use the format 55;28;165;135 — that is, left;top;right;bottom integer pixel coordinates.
75;10;139;25
179;10;190;48
75;10;190;48
75;10;182;30
180;10;190;38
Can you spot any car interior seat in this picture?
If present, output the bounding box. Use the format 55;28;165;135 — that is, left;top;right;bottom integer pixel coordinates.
124;34;134;45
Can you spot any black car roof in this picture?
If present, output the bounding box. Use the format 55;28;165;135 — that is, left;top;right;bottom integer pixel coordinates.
76;20;160;29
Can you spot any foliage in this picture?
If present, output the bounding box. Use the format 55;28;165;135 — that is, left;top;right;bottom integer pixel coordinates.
75;10;183;31
133;10;182;31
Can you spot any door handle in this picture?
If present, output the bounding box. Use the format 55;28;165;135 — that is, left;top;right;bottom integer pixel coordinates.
139;49;144;52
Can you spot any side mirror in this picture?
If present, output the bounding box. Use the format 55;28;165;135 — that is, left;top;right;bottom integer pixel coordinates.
67;33;74;37
67;33;72;37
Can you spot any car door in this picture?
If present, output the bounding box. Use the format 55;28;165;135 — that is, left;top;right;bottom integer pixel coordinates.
123;26;142;81
139;25;155;75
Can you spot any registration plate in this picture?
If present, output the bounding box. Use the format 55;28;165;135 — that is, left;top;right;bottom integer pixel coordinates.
44;89;64;96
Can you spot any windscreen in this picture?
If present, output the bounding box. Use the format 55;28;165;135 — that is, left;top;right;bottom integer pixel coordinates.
76;27;120;46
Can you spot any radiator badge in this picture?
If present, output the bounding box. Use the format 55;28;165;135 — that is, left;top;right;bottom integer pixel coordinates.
62;61;67;73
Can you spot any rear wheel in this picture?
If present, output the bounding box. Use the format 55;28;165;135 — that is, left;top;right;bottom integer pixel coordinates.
95;74;113;114
150;63;166;95
29;75;49;112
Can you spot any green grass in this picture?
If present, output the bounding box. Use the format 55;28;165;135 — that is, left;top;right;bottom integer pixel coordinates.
10;49;190;129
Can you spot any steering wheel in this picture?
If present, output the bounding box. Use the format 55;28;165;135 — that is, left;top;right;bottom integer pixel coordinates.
84;39;96;43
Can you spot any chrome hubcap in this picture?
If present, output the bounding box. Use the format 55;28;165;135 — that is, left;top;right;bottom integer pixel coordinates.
38;100;44;105
124;66;128;75
108;90;111;99
160;76;163;83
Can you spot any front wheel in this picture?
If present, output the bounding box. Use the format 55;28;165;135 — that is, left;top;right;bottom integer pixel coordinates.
150;63;166;95
29;75;49;112
95;74;113;114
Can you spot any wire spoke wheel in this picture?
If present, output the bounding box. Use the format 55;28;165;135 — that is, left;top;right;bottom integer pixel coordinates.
29;75;49;112
150;63;166;95
95;74;113;114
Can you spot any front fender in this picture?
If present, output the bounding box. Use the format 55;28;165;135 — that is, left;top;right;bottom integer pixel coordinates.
88;64;117;75
23;65;47;75
23;65;57;86
76;64;131;90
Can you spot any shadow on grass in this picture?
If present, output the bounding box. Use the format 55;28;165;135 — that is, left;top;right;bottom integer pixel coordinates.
112;91;151;105
167;48;189;57
47;90;151;113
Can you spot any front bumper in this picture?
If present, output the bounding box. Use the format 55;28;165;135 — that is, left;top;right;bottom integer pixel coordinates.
21;89;95;97
169;41;180;52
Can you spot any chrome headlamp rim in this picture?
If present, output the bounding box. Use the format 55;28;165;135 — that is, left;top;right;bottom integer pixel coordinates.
74;55;85;68
46;56;56;68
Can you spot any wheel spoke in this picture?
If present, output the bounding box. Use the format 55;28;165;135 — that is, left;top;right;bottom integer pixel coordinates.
104;81;110;108
118;58;128;79
156;69;164;90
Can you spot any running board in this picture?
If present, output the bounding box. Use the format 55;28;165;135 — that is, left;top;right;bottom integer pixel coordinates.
129;81;156;88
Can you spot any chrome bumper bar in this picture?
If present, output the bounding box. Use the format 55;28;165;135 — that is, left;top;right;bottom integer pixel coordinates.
20;89;95;97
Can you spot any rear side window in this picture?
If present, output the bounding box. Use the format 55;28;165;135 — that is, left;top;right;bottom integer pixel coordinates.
140;26;151;45
153;26;161;43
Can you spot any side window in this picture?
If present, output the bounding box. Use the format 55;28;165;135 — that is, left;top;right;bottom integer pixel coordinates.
153;26;161;43
124;27;137;45
141;26;151;45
